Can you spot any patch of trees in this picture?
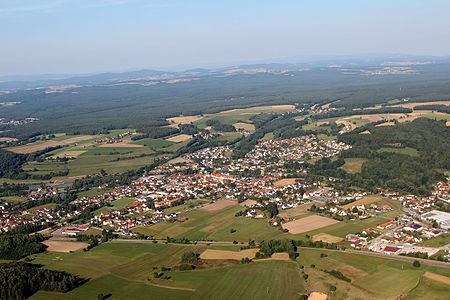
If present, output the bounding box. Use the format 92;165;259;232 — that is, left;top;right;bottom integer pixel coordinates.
256;239;298;260
264;202;279;218
0;183;28;197
323;269;351;282
295;239;338;250
0;262;83;300
414;104;450;113
400;252;429;259
205;119;236;132
179;124;199;135
133;126;179;140
0;233;46;260
0;149;27;178
72;168;145;190
181;251;199;264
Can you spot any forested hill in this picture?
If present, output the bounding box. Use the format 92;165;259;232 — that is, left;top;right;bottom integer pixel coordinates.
337;118;449;195
2;60;450;138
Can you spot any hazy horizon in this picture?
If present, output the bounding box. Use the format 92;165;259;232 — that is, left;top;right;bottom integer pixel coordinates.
1;0;450;76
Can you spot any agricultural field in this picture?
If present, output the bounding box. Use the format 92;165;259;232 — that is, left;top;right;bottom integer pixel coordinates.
341;158;367;174
342;194;388;210
27;240;450;300
92;197;137;215
29;242;304;300
42;240;88;253
195;105;294;127
77;187;113;198
20;136;177;179
298;247;450;300
282;215;340;234
165;134;192;143
418;234;450;248
378;146;419;157
7;135;95;154
233;122;255;131
133;202;401;242
133;205;292;241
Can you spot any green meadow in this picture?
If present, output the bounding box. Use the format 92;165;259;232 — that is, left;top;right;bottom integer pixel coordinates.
26;241;450;300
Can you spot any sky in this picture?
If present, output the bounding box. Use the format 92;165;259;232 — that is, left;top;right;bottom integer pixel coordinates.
1;0;450;76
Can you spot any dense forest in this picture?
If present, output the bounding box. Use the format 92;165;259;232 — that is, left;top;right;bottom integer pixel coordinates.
330;118;450;195
0;149;27;178
0;233;46;260
2;60;450;139
0;262;83;300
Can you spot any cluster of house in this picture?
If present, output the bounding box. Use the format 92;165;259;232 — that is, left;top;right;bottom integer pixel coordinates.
0;200;61;233
347;213;447;255
92;131;134;145
185;135;350;178
386;178;450;216
0;117;38;126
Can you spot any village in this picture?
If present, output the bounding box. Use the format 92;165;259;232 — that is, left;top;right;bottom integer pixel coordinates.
1;133;449;262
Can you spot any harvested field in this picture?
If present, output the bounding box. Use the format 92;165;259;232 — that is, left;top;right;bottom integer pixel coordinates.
270;252;290;260
8;135;93;154
423;272;450;285
349;114;384;122
166;156;194;165
312;233;343;243
391;100;450;109
167;115;202;128
98;142;143;148
308;292;328;300
200;199;237;212
447;121;450;126
274;178;299;187
342;195;383;209
279;202;317;219
165;134;192;143
376;121;395;126
233;122;255;131
218;105;295;115
200;248;258;260
257;252;290;261
240;199;258;207
282;215;339;234
52;150;86;158
42;240;88;252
